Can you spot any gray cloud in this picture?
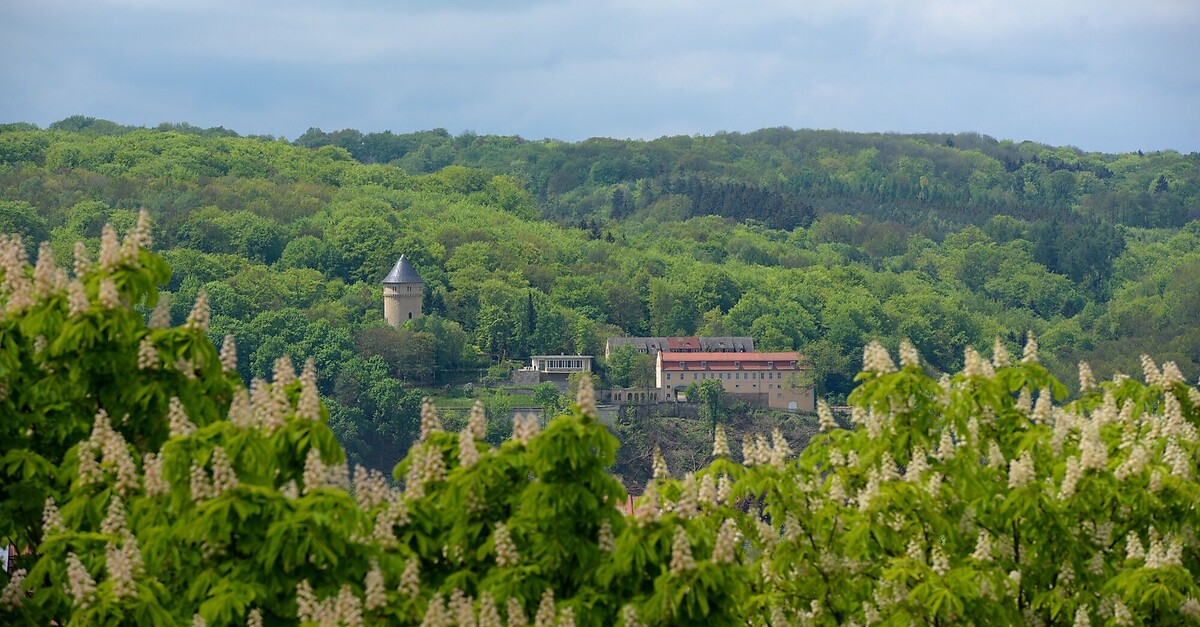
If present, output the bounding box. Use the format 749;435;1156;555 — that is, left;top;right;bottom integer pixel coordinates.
1;0;1196;152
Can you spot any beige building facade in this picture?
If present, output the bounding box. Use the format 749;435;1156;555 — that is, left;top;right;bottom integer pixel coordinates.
656;351;815;412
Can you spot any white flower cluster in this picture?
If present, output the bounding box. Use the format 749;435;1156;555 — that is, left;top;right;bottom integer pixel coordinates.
534;588;557;627
137;336;160;370
743;431;789;467
105;529;144;599
669;526;696;574
651;446;670;481
620;605;645;627
184;289;210;332
296;580;364;627
1079;361;1096;392
398;559;420;599
0;235;35;315
712;423;731;457
81;409;139;494
963;346;995;378
419;398;444;441
769;428;791;469
168;397;197;438
146;292;170;329
272;355;296;388
218;334;237;373
478;592;503;627
302;448;351;495
403;442;447;499
364;559;387;611
575;373;596;417
352;465;396;511
247;378;287;433
459;428;481;468
899;338;921;368
98;278;121;309
992;337;1010;368
422;593;448;626
1143;530;1184;569
190;462;214;502
494;522;520;567
818;399;838;432
676;473;699;519
468;399;488;440
65;552;97;608
143;452;168;497
67;240;90;278
0;568;26;610
862;340;897;374
43;496;65;537
297;359;321;421
717;475;733;505
598;519;615;552
372;499;410;548
1059;456;1082;500
1007;450;1035;489
698;473;717;505
512;413;540;444
210;446;239;495
31;242;68;299
712;518;742;564
1022;331;1039;364
67;279;90;317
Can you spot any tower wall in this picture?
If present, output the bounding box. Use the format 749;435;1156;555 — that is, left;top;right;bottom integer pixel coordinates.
384;283;424;328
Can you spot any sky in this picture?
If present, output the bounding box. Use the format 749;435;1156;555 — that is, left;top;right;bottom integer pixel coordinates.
2;0;1198;154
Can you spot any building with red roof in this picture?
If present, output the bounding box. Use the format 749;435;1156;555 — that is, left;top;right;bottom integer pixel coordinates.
656;351;814;412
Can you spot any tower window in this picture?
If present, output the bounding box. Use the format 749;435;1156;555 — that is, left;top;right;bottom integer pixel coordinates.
408;312;412;319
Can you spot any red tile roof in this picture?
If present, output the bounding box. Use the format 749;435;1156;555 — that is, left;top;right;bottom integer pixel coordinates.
667;336;700;350
658;351;807;370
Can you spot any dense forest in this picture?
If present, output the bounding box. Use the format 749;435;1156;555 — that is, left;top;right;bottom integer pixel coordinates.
1;116;1198;473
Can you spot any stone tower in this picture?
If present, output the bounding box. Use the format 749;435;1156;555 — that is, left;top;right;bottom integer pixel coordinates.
383;254;423;328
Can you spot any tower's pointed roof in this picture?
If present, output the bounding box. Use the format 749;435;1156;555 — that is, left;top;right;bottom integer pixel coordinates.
383;255;423;284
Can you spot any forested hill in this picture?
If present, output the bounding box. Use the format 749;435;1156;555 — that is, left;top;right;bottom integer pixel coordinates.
2;117;1198;471
292;125;1199;229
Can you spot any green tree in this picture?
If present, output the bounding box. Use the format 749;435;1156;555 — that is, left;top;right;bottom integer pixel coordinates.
532;383;563;423
696;378;726;435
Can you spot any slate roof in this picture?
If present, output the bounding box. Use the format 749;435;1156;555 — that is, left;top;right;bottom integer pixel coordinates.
383;255;423;284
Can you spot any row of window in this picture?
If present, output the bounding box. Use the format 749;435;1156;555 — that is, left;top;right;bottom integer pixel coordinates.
675;361;795;369
665;371;785;381
537;360;587;370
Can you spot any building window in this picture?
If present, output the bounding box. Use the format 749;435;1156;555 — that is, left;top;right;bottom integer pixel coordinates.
701;361;707;369
666;373;671;381
735;361;741;369
407;312;412;319
679;361;685;369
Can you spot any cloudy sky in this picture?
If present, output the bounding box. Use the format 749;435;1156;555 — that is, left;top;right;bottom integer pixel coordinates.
2;0;1197;153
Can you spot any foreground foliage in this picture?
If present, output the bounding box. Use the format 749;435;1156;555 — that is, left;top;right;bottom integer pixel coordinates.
1;226;1198;625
